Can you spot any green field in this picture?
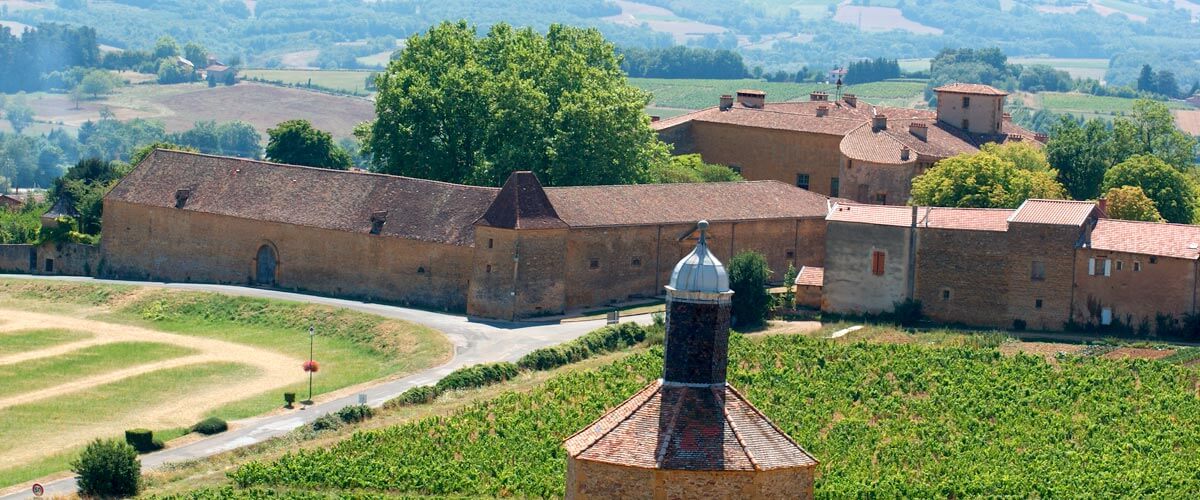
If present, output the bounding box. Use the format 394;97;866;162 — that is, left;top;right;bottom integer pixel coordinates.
1010;57;1110;80
629;78;929;110
0;329;91;357
1036;92;1193;115
0;341;195;399
219;330;1200;497
241;69;376;94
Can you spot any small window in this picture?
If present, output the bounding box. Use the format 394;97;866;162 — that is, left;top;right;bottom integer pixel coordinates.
1134;261;1142;272
1116;261;1123;271
1030;261;1045;281
1088;257;1111;277
830;177;840;197
941;289;952;301
417;266;425;274
487;238;494;249
589;259;600;269
486;264;492;273
729;165;742;175
871;251;885;276
962;119;969;130
44;258;54;273
786;250;795;260
1150;256;1158;264
874;193;887;205
1035;299;1043;309
631;258;641;267
370;219;384;235
795;173;810;190
962;96;970;108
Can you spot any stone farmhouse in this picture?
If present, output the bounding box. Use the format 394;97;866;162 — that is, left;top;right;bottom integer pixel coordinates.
818;200;1200;333
654;83;1042;205
97;150;832;320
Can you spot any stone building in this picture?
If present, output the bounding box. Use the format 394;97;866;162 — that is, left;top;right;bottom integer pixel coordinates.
821;199;1200;334
654;83;1040;205
100;150;832;320
563;221;817;499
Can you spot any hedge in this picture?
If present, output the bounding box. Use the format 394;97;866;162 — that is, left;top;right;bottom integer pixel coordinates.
385;385;441;408
517;322;647;371
336;404;374;424
123;428;163;453
191;417;228;435
435;362;520;392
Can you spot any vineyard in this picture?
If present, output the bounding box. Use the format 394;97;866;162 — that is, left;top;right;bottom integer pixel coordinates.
223;334;1200;497
629;78;929;110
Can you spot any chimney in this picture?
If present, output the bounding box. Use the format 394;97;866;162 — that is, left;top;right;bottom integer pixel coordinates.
843;93;857;107
909;122;928;141
650;115;660;122
1035;132;1049;143
873;113;887;131
1097;198;1108;218
663;221;733;385
1009;134;1024;142
809;91;828;102
719;94;734;111
900;146;911;161
174;189;191;209
816;105;829;117
735;89;765;109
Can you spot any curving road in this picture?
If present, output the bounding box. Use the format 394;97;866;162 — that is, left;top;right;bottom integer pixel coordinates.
0;275;651;499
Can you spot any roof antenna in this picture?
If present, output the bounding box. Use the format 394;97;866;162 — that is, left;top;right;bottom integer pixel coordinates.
835;64;844;103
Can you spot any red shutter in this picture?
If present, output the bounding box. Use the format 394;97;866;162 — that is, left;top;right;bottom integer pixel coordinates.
872;251;885;276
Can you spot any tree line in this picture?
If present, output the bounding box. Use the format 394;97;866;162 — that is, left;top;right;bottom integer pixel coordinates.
843;57;899;85
618;46;747;79
0;23;99;93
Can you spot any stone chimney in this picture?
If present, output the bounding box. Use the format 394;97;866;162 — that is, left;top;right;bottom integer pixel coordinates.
873;114;888;131
1035;132;1049;143
900;146;911;161
736;89;765;109
719;94;734;111
816;105;829;117
1097;198;1108;218
843;93;857;107
909;122;928;141
809;91;828;102
662;221;733;384
650;115;660;122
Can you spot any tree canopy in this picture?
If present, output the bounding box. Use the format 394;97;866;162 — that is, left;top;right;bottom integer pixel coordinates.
910;145;1067;208
360;21;669;187
728;251;772;328
267;119;352;170
1103;186;1163;223
1101;155;1197;224
648;154;742;184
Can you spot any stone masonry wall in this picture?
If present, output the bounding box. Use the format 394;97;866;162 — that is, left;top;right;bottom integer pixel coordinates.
566;458;814;500
1072;249;1198;331
914;228;1012;328
822;221;912;315
686;122;844;197
101;200;474;311
36;242;99;276
0;244;33;273
1003;223;1081;331
839;158;921;205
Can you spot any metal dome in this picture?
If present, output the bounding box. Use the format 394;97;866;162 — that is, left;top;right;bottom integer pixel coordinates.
669;221;729;293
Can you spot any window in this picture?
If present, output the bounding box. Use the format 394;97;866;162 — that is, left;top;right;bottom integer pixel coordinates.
830;177;840;197
796;173;810;190
370;219;384;235
1116;261;1123;271
942;289;952;300
1030;261;1045;281
417;266;425;274
589;259;600;269
44;258;54;273
962;96;970;108
962;119;969;130
1089;257;1112;277
786;250;795;260
1150;256;1158;264
631;258;642;267
1134;261;1142;272
487;238;494;249
871;251;885;276
874;193;887;205
486;264;492;273
1035;299;1043;309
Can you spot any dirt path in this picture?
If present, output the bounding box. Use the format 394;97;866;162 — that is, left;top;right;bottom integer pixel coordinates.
0;309;306;467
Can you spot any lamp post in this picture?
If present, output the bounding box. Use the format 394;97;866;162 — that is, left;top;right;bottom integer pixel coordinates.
306;325;315;404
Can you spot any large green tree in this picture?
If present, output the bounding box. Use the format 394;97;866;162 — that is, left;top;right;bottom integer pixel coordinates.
4;96;34;134
910;149;1067;208
1046;117;1114;200
359;21;669;187
1111;99;1198;171
1103;186;1163;223
266;119;352;170
1102;154;1197;224
728;251;772;328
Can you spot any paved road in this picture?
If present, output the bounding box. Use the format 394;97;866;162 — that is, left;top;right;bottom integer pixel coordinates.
0;275;651;499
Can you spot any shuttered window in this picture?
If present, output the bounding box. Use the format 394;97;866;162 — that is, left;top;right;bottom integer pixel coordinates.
871;251;885;276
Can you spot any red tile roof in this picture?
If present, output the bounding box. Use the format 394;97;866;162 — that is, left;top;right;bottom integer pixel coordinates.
545;181;831;227
840;118;1040;165
827;203;921;227
795;266;823;287
564;380;817;471
653;100;878;136
934;83;1008;96
1009;199;1098;227
827;203;1013;231
476;171;567;230
0;194;21;208
1089;219;1200;260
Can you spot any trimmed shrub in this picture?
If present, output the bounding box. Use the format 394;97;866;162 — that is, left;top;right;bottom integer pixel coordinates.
435;362;520;392
311;414;343;432
73;438;142;498
336;404;374;424
191;417;228;435
517;323;648;371
385;385;441;408
284;392;296;407
124;428;162;453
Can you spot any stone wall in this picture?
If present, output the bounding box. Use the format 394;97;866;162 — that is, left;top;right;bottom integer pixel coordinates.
1003;223;1081;331
914;228;1013;328
101;200;474;311
840;158;922;205
467;226;569;320
685;122;843;197
657;121;696;156
0;244;33;273
1072;249;1198;331
936;92;1004;134
566;458;814;500
35;242;99;276
823;221;913;315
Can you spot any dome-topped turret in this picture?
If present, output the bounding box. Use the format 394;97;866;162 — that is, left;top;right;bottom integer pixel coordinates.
669;220;729;293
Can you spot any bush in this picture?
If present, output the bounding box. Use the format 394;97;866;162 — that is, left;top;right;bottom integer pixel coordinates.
435;362;520;392
890;299;923;327
191;417;228;435
311;414;343;432
123;428;162;453
386;385;442;408
73;438;142;498
516;323;648;371
284;392;296;408
336;404;374;424
729;251;772;327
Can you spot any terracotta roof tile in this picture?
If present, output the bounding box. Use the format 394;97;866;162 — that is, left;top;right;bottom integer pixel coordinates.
106;150;498;246
654;100;877;136
795;266;823;287
564;380;817;471
827;203;1013;232
545;181;830;227
841;119;1040;165
476;171;567;230
1089;219;1200;260
1009;199;1098;226
934;83;1008;96
827;203;922;227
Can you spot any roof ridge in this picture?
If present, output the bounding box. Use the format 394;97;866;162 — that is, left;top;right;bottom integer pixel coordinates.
1098;218;1200;230
714;385;760;471
725;384;817;466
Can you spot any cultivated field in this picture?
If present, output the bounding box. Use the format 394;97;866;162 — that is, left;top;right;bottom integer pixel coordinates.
602;0;726;43
833;4;943;35
1032;91;1193;116
1175;109;1200;135
242;69;377;95
0;279;450;489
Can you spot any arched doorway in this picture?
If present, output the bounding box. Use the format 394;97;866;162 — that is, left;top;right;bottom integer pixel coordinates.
255;245;277;286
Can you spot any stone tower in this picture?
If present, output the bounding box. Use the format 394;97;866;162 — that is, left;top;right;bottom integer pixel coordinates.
563;221;817;500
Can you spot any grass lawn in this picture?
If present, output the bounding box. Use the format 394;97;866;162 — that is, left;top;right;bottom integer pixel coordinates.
241;69;375;94
0;341;195;399
0;329;92;357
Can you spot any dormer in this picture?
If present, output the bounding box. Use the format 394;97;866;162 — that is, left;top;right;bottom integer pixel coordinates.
174;189;191;208
369;211;388;235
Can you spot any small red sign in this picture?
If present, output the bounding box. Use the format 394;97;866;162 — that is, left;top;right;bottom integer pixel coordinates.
31;483;44;497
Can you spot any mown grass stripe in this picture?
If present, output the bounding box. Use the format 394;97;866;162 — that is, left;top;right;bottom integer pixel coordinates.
0;341;198;399
0;329;93;357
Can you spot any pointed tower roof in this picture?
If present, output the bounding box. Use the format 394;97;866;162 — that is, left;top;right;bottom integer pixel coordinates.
476;171;567;230
669;220;729;293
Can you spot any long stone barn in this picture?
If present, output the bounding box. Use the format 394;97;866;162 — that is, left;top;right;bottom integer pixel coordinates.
100;150;831;320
